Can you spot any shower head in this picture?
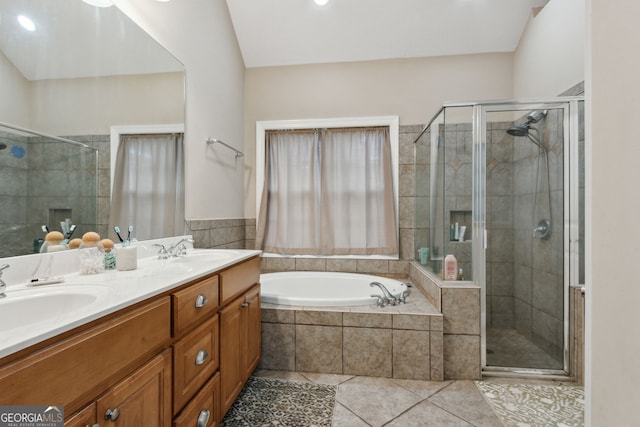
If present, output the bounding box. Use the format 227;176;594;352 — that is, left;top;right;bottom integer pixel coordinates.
506;124;530;137
527;109;548;123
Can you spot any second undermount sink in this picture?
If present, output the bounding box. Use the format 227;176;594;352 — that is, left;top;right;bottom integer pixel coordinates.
0;285;112;333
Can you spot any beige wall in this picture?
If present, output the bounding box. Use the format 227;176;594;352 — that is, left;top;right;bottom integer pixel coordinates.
243;53;514;217
114;0;246;219
30;72;184;136
513;0;585;98
587;0;640;424
0;50;30;127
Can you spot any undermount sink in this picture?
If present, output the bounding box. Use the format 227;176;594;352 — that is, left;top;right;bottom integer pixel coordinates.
0;285;111;332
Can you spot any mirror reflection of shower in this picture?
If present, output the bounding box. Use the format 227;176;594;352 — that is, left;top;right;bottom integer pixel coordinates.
507;110;552;240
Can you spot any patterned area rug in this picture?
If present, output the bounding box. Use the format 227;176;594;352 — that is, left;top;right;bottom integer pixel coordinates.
221;376;337;427
475;381;584;427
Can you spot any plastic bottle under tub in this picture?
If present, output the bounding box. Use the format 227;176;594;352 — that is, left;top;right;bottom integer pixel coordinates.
444;254;458;281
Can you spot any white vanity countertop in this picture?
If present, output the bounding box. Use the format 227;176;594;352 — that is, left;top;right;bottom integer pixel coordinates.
0;241;261;359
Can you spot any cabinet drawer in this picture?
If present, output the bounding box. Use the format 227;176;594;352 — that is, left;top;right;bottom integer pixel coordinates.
219;256;260;305
173;315;219;414
172;275;219;336
64;403;96;427
173;373;220;427
0;297;171;415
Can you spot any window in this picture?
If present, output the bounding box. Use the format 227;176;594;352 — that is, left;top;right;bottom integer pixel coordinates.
255;117;399;257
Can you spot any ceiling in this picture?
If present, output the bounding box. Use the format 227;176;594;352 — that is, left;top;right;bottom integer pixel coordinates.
0;0;183;81
225;0;550;68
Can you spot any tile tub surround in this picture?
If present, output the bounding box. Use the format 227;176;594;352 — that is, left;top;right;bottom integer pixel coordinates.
410;262;482;380
260;287;444;381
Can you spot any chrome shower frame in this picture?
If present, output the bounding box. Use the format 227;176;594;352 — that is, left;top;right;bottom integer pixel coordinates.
469;97;582;378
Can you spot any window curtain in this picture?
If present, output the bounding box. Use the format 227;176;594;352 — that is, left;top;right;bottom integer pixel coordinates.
108;133;185;241
256;127;397;255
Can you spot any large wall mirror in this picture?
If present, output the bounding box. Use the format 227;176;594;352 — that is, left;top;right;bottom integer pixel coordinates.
0;0;185;257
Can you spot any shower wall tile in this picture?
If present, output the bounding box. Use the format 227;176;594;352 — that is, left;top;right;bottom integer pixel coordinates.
490;296;514;329
399;196;414;229
399;164;415;197
514;298;532;338
531;308;563;361
393;330;430;380
343;327;392;377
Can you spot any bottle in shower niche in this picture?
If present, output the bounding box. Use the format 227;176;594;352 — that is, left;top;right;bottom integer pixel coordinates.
444;254;458;281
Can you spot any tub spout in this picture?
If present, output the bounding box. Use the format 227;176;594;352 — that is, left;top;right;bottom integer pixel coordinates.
370;281;397;306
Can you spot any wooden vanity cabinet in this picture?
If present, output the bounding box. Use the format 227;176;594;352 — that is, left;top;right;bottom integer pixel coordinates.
219;257;261;417
1;254;261;427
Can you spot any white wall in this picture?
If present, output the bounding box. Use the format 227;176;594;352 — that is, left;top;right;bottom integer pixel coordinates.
513;0;585;98
113;0;246;220
243;53;514;217
587;0;640;424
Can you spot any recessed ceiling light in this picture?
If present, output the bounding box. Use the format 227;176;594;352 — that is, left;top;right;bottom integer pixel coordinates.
81;0;114;7
314;0;330;6
17;15;35;32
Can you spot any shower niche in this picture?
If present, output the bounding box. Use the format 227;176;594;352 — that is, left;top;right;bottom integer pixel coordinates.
413;97;584;376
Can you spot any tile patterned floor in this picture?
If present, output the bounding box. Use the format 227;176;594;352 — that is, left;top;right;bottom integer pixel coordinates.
253;369;582;426
254;369;501;426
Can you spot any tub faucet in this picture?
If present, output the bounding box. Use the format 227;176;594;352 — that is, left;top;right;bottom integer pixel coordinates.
0;264;9;298
168;238;195;257
370;281;397;306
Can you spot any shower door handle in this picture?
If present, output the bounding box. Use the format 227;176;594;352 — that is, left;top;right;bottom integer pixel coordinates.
483;230;488;249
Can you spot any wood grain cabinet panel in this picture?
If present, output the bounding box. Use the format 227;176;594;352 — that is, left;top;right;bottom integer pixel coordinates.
0;298;171;415
173;373;220;427
97;349;172;427
173;315;219;414
172;275;219;336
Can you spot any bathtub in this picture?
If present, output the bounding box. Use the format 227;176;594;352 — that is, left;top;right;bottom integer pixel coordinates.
260;271;408;307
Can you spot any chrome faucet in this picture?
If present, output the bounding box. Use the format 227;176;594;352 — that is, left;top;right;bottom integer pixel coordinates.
0;264;9;298
168;238;195;257
153;244;170;260
369;281;397;306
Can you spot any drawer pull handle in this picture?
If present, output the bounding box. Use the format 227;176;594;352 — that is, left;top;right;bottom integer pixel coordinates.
195;349;208;365
195;294;208;308
197;409;211;427
105;407;120;421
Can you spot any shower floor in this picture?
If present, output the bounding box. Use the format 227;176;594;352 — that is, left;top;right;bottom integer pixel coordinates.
486;328;563;370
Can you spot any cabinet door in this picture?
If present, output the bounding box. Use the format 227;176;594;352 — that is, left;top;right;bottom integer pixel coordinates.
243;285;261;379
97;350;172;427
219;295;244;416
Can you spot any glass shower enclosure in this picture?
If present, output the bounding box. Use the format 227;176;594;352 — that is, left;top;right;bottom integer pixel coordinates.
414;97;584;375
0;122;98;258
